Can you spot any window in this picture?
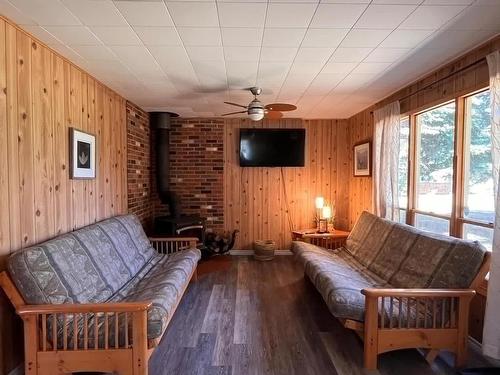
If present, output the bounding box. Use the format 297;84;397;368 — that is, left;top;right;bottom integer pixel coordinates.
398;117;410;223
399;89;494;250
414;102;456;235
461;90;493;250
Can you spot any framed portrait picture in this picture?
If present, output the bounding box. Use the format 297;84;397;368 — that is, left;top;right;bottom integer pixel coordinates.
353;141;371;177
70;128;96;179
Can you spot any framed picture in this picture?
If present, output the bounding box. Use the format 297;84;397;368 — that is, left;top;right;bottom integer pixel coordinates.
70;128;96;179
353;141;371;177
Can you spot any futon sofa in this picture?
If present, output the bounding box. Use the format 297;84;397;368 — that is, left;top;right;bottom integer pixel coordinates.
292;211;490;370
0;214;201;375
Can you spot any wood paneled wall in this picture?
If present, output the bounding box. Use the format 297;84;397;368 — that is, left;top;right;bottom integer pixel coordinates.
346;35;500;229
0;17;128;374
224;118;350;250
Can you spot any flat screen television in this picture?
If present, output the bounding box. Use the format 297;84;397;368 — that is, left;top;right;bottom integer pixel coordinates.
239;128;306;167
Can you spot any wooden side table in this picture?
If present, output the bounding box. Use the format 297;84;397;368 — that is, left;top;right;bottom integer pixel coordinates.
292;228;350;250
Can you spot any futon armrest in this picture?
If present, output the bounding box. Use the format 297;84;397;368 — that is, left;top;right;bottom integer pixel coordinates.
17;301;152;315
361;288;476;298
149;236;198;254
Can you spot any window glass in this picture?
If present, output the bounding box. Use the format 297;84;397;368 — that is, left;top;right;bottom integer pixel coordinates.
416;103;456;216
399;209;407;224
399;117;410;210
415;213;450;235
464;90;494;224
464;224;493;251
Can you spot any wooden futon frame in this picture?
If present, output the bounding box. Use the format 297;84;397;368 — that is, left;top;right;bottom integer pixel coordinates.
343;252;491;370
0;237;198;375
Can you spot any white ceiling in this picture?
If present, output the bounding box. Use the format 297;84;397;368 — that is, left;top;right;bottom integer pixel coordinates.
1;0;499;119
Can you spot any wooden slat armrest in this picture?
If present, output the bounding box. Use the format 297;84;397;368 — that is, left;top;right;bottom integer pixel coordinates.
361;288;476;298
17;301;152;315
148;237;198;243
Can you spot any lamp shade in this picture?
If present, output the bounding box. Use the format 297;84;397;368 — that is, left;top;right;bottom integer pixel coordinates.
315;196;324;209
322;206;332;219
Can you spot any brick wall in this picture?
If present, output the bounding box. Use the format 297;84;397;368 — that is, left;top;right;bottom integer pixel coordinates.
126;102;154;229
152;118;224;233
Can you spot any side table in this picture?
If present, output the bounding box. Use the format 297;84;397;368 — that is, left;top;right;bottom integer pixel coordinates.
292;228;350;250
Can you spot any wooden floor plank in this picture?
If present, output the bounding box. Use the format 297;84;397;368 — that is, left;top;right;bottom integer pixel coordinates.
147;256;498;375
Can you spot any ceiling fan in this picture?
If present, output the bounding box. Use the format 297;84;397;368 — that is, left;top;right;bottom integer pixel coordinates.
222;87;297;121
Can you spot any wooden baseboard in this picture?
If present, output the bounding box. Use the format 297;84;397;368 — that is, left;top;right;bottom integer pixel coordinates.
229;250;293;256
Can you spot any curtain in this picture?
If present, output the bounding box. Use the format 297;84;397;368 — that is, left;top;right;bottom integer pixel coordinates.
373;101;401;221
483;50;500;359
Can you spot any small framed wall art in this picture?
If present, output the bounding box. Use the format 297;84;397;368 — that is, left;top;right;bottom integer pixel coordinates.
70;128;96;179
353;141;371;177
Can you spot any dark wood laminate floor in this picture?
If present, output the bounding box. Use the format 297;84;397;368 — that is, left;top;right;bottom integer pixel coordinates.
149;256;499;375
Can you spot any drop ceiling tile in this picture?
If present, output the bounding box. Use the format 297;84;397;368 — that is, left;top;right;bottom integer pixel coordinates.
224;46;261;61
149;46;200;86
110;45;164;76
9;0;82;26
399;5;466;29
423;0;473;4
310;4;368;28
266;4;317;28
70;45;117;60
352;62;391;74
257;61;292;81
221;28;263;47
262;28;306;47
424;28;496;52
380;29;434;48
372;0;420;3
134;27;182;46
115;1;173;27
321;61;358;74
186;46;224;61
364;47;410;62
448;4;500;30
306;73;345;95
302;29;349;47
62;0;127;26
260;47;298;62
341;29;392;48
329;47;372;62
90;26;142;45
288;61;324;76
225;61;258;87
178;27;221;46
43;26;102;45
295;48;334;63
47;43;86;65
0;0;36;25
21;25;63;45
166;2;219;27
191;60;227;85
218;3;267;28
354;4;418;29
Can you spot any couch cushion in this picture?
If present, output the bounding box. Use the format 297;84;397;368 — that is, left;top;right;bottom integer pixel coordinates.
345;211;487;289
8;214;156;305
292;241;390;321
109;248;202;339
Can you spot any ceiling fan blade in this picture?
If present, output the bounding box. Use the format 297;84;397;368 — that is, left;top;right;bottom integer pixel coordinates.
224;101;248;109
265;103;297;112
265;111;283;120
221;110;247;116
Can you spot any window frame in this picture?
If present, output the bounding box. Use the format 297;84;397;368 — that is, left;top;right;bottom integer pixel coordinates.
402;88;493;244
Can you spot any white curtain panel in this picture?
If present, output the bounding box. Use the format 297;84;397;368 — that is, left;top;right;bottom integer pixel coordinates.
483;50;500;359
373;101;401;221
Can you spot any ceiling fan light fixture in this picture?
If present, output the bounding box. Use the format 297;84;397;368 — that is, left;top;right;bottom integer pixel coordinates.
248;107;265;121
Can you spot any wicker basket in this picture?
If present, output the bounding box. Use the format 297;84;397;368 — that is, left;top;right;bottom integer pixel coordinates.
253;240;276;261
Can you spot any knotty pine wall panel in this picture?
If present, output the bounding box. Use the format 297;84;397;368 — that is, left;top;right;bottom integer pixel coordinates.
0;17;128;374
224;118;349;250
